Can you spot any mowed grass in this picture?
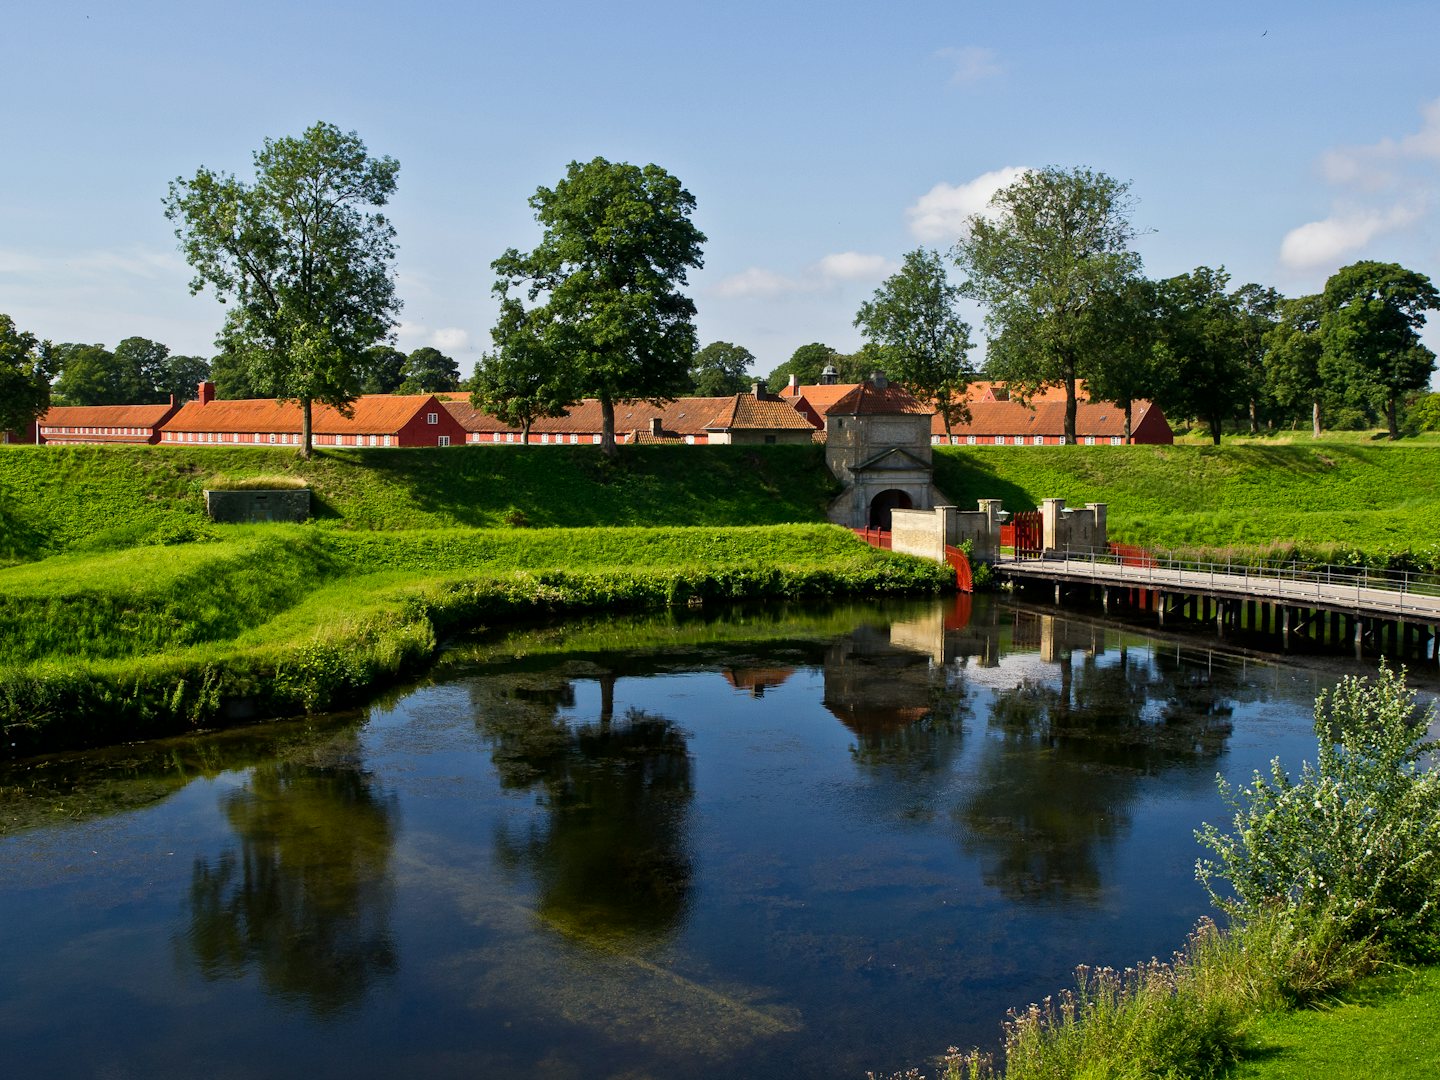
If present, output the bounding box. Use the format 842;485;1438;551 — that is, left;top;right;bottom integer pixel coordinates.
0;443;840;563
933;443;1440;557
1233;966;1440;1079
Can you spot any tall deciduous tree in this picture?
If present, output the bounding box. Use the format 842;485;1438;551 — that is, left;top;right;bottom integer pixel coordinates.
164;121;401;456
854;248;974;438
0;314;53;435
356;346;406;394
689;341;754;396
51;343;119;405
1263;294;1326;437
491;157;705;456
1321;261;1439;440
1152;266;1250;444
210;350;267;399
1233;283;1284;434
953;166;1142;443
1080;276;1165;441
471;299;576;445
398;346;461;393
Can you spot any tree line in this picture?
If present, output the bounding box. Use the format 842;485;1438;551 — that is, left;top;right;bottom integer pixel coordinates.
5;124;1437;453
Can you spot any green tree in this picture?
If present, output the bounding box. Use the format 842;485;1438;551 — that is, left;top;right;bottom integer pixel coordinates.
355;345;406;394
491;157;705;456
157;354;212;402
210;350;267;399
0;314;53;435
954;165;1142;443
854;247;974;438
1152;266;1251;444
1080;276;1166;441
398;346;460;393
52;343;120;405
689;341;754;396
1410;392;1440;433
764;342;842;393
1233;283;1284;434
1320;261;1440;440
1264;295;1326;437
471;299;577;445
111;336;172;403
164;121;401;457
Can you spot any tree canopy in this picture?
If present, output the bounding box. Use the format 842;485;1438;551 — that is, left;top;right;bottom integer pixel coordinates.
1152;266;1252;445
1320;260;1439;439
953;165;1142;442
689;341;754;396
164;121;401;456
0;314;53;435
491;157;705;455
854;247;974;438
471;300;576;445
399;346;461;393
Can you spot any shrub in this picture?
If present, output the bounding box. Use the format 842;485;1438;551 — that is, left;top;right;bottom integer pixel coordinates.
1196;663;1440;960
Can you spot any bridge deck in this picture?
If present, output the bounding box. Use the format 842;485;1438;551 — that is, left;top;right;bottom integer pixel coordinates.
994;556;1440;623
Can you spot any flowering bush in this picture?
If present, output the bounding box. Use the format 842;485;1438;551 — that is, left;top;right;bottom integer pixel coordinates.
1196;664;1440;959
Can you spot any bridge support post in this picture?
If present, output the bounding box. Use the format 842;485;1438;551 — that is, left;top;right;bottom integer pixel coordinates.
1216;600;1226;638
1354;616;1365;660
1102;586;1111;614
1157;593;1167;626
1055;582;1063;605
1281;607;1291;650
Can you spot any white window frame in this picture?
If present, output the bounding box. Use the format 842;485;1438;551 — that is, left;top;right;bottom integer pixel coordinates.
437;435;450;447
966;435;976;445
426;412;438;425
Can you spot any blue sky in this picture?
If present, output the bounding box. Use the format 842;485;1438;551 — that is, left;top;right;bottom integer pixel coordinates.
4;0;1438;377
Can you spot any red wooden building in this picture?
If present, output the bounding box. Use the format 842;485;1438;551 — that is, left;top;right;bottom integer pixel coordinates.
160;382;467;447
37;402;181;445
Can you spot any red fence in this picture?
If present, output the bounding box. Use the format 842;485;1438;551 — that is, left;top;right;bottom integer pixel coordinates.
851;527;973;593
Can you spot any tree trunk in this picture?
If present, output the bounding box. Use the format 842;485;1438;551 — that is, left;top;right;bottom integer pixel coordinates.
1248;399;1259;435
1063;374;1077;444
521;417;532;445
1209;414;1223;445
300;397;313;458
1123;400;1133;442
1387;394;1400;440
600;396;617;457
1312;399;1322;439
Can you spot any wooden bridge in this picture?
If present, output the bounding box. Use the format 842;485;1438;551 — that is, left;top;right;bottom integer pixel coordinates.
994;549;1440;662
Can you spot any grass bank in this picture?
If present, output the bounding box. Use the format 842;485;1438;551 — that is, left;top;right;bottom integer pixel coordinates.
0;443;839;564
934;443;1440;565
0;524;951;756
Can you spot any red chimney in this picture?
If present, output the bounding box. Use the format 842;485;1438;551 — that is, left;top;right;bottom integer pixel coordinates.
198;380;215;405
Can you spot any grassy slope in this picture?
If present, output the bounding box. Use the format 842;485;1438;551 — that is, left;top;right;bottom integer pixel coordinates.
933;443;1440;556
1234;966;1440;1079
0;443;838;563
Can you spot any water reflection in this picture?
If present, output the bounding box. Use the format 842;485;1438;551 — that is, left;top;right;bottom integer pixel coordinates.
183;732;398;1016
472;672;694;942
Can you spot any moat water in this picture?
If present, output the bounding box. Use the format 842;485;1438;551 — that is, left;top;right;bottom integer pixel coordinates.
0;596;1393;1078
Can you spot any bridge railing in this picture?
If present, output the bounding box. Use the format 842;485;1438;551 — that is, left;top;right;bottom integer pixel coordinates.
997;545;1440;609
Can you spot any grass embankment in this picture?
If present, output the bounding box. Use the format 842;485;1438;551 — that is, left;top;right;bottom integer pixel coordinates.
0;524;950;756
0;443;838;564
934;443;1440;564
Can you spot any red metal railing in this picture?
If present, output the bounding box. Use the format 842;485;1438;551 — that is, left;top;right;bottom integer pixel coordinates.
851;527;973;593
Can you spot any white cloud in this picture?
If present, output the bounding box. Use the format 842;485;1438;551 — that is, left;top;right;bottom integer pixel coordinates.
1282;98;1439;271
1279;203;1424;270
816;251;898;282
712;252;897;300
431;327;471;352
935;45;1003;85
905;166;1030;242
0;244;183;282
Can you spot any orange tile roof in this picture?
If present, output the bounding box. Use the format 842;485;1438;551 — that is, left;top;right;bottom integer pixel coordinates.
781;383;863;416
932;399;1155;438
441;399;513;433
42;403;177;428
165;394;444;434
707;394;816;431
828;382;933;416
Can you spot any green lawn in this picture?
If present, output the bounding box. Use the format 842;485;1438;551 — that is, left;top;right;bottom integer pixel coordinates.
1233;966;1440;1079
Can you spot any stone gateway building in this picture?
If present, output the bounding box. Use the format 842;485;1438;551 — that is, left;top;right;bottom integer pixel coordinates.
824;376;947;529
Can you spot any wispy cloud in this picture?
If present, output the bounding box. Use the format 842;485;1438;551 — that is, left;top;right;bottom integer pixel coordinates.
905;166;1030;243
711;252;898;300
1280;98;1439;270
935;45;1003;85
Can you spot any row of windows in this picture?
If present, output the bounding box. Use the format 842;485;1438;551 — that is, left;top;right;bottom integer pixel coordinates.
160;431;399;446
933;434;1127;446
43;426;150;436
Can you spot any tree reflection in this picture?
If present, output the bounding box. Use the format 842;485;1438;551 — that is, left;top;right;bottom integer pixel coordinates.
956;635;1236;906
183;736;398;1016
474;672;694;943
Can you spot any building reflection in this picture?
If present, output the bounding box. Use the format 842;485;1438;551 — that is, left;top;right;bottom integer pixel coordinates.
817;601;1239;906
182;733;398;1016
472;672;694;943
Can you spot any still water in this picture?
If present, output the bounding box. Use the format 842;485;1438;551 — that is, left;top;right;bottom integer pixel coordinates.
0;597;1376;1078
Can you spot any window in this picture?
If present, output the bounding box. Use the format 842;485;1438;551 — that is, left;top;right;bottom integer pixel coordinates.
1111;436;1123;445
570;435;578;444
1084;436;1095;445
384;435;392;447
1033;436;1044;446
426;412;438;425
592;435;601;444
269;433;277;444
966;435;976;445
437;435;450;447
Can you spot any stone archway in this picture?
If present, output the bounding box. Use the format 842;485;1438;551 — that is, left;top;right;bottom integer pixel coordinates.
868;488;913;529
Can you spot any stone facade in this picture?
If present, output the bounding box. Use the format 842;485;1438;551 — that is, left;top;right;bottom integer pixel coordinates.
823;378;944;528
204;488;312;524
